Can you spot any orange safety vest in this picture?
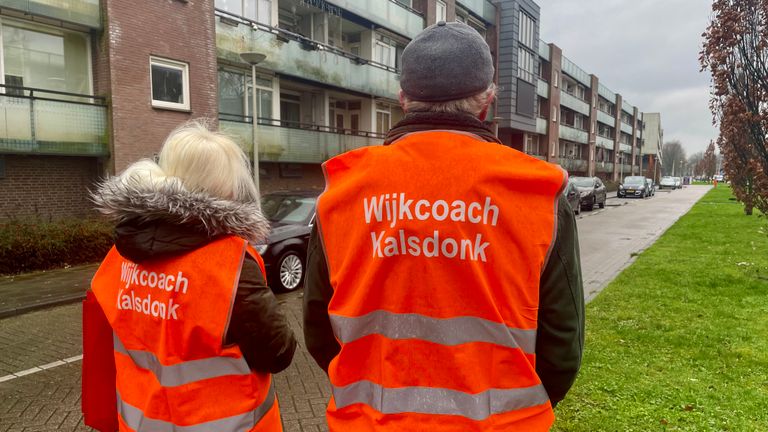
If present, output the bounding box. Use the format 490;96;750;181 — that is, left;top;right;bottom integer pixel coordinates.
91;235;282;432
315;131;567;431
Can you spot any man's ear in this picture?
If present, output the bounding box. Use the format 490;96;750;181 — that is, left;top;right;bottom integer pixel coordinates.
399;90;408;113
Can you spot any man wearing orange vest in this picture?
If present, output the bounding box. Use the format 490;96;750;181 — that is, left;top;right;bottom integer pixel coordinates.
303;21;584;431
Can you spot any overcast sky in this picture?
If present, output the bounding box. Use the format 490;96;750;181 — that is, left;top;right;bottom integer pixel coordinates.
538;0;717;155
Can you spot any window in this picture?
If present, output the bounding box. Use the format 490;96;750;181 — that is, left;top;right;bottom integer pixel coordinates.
150;57;189;111
518;47;535;83
524;134;540;155
376;103;392;134
215;0;272;25
518;10;535;49
218;68;273;122
436;0;447;23
1;20;91;96
280;92;301;126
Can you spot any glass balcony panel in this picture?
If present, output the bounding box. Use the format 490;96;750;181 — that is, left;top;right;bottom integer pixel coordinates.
622;100;634;114
561;56;591;87
597;110;614;126
598;83;615;101
620;144;632;153
455;0;495;24
325;0;423;39
0;0;101;28
596;135;614;149
620;122;633;135
537;79;549;98
538;40;550;61
560;90;589;116
220;120;384;163
216;17;400;99
596;162;614;173
536;117;547;135
0;94;107;155
558;124;588;144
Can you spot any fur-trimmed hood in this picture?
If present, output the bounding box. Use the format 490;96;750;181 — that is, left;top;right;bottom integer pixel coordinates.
92;176;270;245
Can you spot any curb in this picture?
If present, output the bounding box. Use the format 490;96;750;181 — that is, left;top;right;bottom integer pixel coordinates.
0;293;86;320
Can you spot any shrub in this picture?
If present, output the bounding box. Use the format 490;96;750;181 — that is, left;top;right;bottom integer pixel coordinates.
0;218;114;275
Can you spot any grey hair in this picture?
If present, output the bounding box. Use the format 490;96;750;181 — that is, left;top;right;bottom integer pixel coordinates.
402;83;497;117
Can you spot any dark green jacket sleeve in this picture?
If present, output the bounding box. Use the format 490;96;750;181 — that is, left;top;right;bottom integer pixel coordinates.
536;194;585;406
303;224;340;373
225;255;297;374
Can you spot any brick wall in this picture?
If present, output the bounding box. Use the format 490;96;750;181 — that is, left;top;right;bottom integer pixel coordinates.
0;155;100;221
100;0;218;174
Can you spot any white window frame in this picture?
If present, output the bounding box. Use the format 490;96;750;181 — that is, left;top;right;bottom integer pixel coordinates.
436;0;447;23
150;56;190;111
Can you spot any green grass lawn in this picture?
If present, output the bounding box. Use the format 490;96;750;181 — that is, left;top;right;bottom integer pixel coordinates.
553;186;768;431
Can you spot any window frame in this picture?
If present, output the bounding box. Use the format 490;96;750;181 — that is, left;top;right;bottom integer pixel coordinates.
436;0;447;23
150;56;190;111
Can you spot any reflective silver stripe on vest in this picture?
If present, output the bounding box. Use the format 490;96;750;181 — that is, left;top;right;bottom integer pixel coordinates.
113;334;251;387
332;380;549;421
330;310;537;354
117;382;275;432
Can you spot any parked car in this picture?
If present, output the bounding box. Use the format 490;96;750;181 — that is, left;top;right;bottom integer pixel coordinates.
618;176;650;198
659;176;676;189
570;176;607;210
255;191;319;292
646;178;656;197
565;181;581;215
713;174;725;182
674;177;683;189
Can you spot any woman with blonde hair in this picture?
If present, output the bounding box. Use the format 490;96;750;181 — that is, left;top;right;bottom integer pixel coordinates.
85;120;295;431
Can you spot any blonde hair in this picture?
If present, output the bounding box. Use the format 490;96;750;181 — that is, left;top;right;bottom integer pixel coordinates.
402;83;497;117
119;119;258;203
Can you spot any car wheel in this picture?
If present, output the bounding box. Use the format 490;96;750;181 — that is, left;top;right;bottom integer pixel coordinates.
274;250;305;292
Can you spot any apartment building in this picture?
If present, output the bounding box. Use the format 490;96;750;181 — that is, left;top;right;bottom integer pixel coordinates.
0;0;660;220
511;38;647;182
640;112;663;181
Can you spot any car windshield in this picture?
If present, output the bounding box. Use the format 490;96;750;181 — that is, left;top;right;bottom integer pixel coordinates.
624;176;645;186
260;194;317;225
571;177;594;187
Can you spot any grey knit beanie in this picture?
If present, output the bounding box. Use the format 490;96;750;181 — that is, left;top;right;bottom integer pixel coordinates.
400;21;494;102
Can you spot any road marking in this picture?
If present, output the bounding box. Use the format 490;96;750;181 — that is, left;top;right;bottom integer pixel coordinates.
0;354;83;383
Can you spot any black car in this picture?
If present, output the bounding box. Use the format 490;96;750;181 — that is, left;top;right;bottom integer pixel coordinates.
565;181;581;215
255;191;319;292
571;176;607;210
618;176;649;198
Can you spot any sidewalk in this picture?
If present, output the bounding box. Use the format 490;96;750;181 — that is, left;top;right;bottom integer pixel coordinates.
0;264;98;319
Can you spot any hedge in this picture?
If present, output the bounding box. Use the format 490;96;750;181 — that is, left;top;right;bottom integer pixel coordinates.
0;218;114;275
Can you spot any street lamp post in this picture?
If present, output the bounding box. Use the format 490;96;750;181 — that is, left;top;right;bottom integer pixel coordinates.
239;52;266;193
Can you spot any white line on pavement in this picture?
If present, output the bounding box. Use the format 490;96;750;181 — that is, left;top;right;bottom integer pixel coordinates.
0;354;83;383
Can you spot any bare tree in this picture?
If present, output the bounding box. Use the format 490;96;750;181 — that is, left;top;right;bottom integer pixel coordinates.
662;141;687;176
688;151;705;176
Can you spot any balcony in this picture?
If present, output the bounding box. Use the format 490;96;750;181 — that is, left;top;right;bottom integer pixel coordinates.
0;0;101;28
560;91;589;116
0;85;108;156
537;79;549;98
596;135;614;149
598;83;615;101
561;56;591;87
620;144;632;153
456;0;496;24
220;118;383;163
558;158;588;173
596;162;614;173
559;124;588;144
536;117;548;135
216;11;400;99
538;40;550;61
597;110;614;127
617;164;632;176
622;100;635;115
326;0;424;39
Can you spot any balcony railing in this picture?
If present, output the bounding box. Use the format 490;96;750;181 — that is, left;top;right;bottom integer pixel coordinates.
0;84;108;156
0;0;101;28
559;124;588;144
326;0;424;38
537;79;549;98
538;40;551;61
216;10;400;99
455;0;496;24
558;158;588;173
560;91;589;116
596;135;614;149
620;121;634;135
598;83;615;101
597;110;614;127
561;56;591;87
536;117;548;135
219;116;384;163
596;162;614;173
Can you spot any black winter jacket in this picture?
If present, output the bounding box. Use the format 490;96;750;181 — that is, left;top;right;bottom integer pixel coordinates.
93;178;297;374
303;111;585;405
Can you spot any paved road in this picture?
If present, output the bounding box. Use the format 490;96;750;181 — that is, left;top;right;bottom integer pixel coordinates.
0;186;711;431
